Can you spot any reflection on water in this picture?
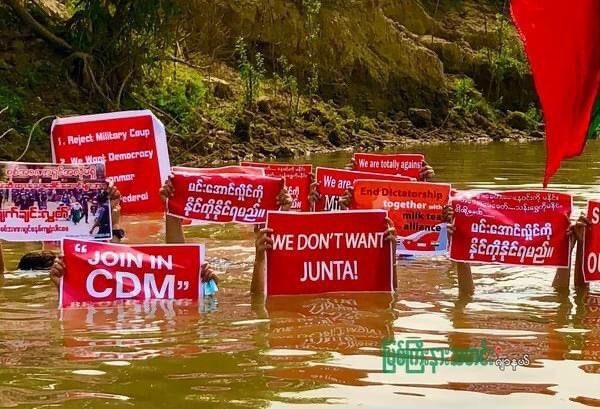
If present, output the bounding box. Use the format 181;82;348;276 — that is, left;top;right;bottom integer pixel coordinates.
2;141;600;408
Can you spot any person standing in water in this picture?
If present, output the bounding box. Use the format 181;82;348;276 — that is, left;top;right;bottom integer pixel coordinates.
443;205;589;296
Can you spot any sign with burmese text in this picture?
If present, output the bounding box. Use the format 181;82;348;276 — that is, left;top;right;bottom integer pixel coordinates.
59;239;204;308
172;166;266;226
265;211;394;295
314;167;412;211
353;153;424;179
583;200;600;282
0;162;111;242
450;191;572;267
353;180;451;256
167;170;284;224
51;110;170;214
172;166;265;176
241;162;312;211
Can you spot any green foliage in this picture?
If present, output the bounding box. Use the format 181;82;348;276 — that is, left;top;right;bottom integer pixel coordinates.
64;0;182;104
0;86;25;119
524;104;541;131
302;0;321;100
477;14;529;102
453;77;477;115
138;69;207;132
235;37;265;108
274;56;300;123
451;77;496;120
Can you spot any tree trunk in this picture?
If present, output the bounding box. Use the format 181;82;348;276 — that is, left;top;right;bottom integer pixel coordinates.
4;0;73;53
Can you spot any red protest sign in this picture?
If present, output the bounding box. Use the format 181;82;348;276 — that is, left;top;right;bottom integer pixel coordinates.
265;210;394;296
449;191;572;267
353;153;424;179
173;166;266;226
51;110;170;215
241;162;312;211
172;166;265;176
314;167;412;211
168;170;283;224
583;200;600;282
60;239;204;308
353;180;451;256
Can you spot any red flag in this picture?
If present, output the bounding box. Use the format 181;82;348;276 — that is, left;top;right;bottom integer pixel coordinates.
510;0;600;186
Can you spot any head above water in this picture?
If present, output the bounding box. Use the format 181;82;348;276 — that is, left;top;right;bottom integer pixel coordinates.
17;251;57;271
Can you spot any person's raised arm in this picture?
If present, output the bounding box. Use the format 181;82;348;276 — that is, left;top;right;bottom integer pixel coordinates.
107;182;124;243
49;255;64;288
552;214;590;292
419;161;435;182
251;188;293;296
443;205;474;295
308;174;321;212
573;214;589;289
160;175;185;244
385;217;398;290
339;187;354;210
252;227;272;296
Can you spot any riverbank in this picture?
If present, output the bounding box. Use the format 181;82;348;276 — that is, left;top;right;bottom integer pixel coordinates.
0;0;544;166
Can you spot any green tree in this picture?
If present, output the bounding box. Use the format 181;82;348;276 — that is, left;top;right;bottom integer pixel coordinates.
235;37;265;108
5;0;182;108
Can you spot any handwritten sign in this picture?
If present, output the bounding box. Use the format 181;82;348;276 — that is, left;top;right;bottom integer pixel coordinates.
241;162;312;211
450;190;572;267
266;210;394;295
353;180;451;255
0;162;111;242
353;153;424;179
583;200;600;282
60;238;204;308
51;110;170;214
167;170;283;224
314;167;412;211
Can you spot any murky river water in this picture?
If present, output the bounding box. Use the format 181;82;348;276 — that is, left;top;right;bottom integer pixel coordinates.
2;140;600;408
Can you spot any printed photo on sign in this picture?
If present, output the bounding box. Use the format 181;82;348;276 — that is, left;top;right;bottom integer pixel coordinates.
449;190;572;267
51;110;170;215
352;180;451;256
241;162;312;211
353;153;425;179
167;170;284;225
0;162;111;242
265;210;394;296
59;238;205;308
314;167;412;211
583;200;600;282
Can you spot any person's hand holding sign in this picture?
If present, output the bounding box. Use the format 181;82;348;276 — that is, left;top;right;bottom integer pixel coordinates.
570;213;591;244
50;255;65;288
442;204;474;296
339;187;354;210
308;173;321;210
160;174;186;244
107;181;124;242
419;161;435;181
